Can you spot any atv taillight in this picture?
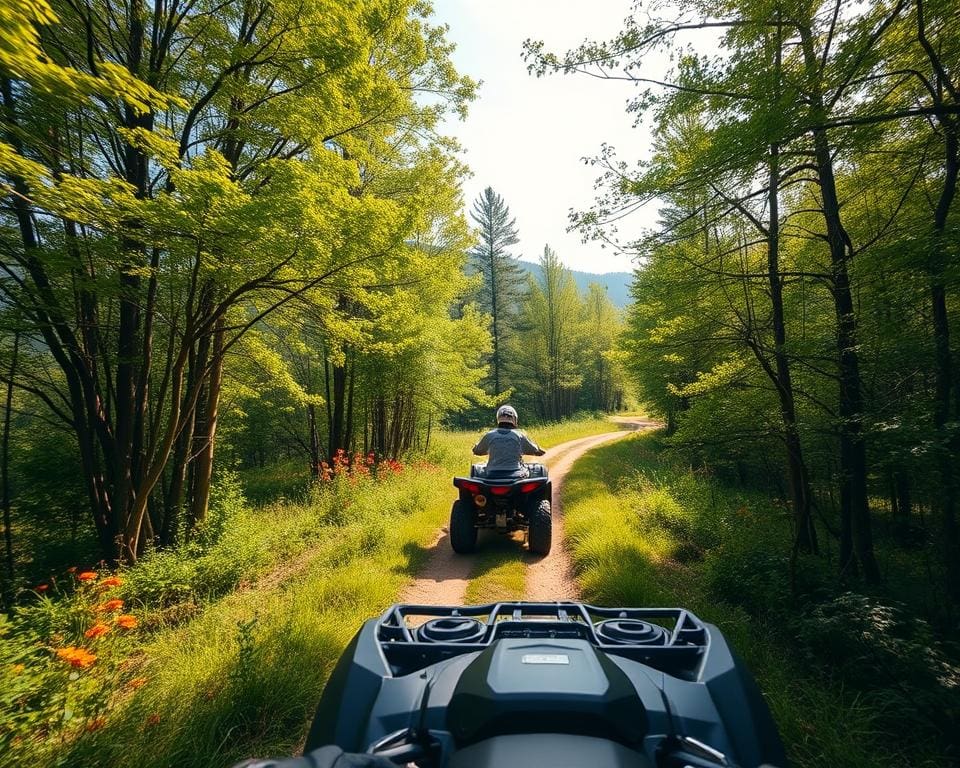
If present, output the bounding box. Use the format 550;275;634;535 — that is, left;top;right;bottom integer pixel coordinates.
518;481;543;494
488;485;513;496
454;479;482;494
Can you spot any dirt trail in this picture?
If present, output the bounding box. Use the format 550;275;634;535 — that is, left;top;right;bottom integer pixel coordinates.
399;418;656;605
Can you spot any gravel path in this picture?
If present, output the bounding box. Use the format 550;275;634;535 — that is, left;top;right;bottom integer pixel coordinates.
398;419;656;606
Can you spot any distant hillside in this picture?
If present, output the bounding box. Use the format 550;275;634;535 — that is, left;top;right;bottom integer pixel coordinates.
516;259;633;309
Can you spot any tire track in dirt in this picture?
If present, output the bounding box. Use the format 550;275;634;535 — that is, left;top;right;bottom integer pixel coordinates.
399;419;657;605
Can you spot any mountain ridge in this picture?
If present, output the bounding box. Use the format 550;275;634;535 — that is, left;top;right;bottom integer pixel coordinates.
515;258;633;309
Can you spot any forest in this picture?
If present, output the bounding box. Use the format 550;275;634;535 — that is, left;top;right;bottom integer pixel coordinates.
0;0;626;577
1;0;959;766
527;0;960;607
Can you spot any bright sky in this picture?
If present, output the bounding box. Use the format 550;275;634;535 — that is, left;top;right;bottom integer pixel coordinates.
430;1;656;274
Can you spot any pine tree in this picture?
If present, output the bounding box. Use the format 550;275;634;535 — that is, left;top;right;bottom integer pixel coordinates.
468;187;524;395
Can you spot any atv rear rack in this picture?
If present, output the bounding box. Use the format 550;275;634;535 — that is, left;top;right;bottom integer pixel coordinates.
377;602;708;678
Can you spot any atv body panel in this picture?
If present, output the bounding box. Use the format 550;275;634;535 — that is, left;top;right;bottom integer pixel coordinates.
305;602;787;768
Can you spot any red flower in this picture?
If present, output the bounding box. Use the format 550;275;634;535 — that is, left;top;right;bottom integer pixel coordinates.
101;576;122;588
35;584;49;592
77;571;97;582
97;599;124;612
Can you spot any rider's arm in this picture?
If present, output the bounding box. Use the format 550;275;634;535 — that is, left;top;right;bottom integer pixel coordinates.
519;431;546;456
472;431;490;456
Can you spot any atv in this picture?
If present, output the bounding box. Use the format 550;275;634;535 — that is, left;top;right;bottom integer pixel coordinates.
301;602;787;768
449;464;552;555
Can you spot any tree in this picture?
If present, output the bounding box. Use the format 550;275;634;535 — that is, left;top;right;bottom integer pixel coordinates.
0;0;476;562
468;187;524;396
524;0;938;579
580;283;626;412
513;246;584;420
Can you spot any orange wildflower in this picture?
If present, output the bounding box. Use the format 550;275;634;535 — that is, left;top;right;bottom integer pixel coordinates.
77;571;97;582
115;614;138;629
97;599;124;612
85;717;107;732
11;664;25;675
56;646;97;668
35;584;49;592
101;576;122;588
84;623;111;639
145;713;161;726
126;677;148;690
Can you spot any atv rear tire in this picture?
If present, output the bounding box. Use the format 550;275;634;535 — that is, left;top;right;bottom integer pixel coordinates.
449;499;478;553
528;499;552;555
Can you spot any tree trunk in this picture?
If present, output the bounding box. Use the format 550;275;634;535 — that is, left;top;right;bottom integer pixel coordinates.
329;360;347;456
489;238;501;394
307;403;321;477
189;320;225;528
344;355;356;453
929;119;959;600
766;141;818;554
2;331;19;606
800;26;879;583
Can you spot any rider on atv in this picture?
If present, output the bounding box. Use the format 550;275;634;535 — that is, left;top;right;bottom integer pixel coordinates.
472;405;545;476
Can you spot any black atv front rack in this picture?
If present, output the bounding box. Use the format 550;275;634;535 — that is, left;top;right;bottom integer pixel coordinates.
377;602;708;679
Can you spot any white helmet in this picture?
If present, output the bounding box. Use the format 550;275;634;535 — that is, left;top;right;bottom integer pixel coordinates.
496;404;518;427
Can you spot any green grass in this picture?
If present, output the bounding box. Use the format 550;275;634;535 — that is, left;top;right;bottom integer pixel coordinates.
462;533;528;604
1;414;660;767
426;413;629;467
4;464;451;768
560;432;953;768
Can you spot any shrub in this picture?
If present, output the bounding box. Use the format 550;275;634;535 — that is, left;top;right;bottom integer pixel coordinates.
792;592;960;737
632;483;690;537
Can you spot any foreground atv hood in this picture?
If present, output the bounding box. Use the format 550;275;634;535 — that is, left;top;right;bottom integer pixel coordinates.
305;602;786;768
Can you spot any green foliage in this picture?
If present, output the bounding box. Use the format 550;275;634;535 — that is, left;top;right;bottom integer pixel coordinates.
1;0;481;562
510;246;585;419
528;0;960;592
1;452;454;767
791;593;960;734
562;433;958;767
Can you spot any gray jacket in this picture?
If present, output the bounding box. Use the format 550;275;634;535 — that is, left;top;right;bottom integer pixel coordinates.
472;428;545;471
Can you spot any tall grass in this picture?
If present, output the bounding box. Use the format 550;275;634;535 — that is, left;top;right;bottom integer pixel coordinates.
3;465;450;768
2;414;636;767
561;433;956;768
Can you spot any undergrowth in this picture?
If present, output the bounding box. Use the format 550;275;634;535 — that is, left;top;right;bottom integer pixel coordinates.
561;432;959;768
1;461;450;767
0;415;635;766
